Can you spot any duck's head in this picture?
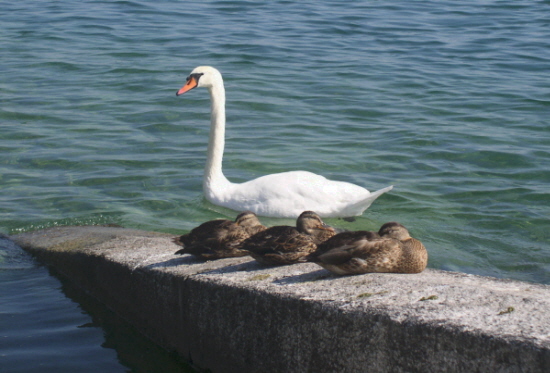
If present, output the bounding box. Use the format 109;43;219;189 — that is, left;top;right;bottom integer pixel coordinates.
296;211;335;236
235;211;262;227
176;66;222;96
378;222;411;241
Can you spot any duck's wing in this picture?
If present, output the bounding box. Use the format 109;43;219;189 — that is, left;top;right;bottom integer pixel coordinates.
315;237;401;264
243;224;268;236
222;226;254;249
308;231;379;261
403;237;426;251
274;233;316;254
174;219;232;246
242;226;309;255
246;226;316;264
349;238;402;258
312;246;354;265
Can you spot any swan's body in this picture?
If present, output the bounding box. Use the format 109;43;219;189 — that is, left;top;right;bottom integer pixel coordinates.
307;222;428;275
177;66;393;218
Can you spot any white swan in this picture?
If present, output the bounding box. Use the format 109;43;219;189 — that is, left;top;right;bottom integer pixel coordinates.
176;66;393;218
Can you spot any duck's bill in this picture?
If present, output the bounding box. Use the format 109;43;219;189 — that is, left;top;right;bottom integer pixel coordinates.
321;223;336;231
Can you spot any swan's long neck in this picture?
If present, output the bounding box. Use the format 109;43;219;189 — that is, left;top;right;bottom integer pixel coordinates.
204;78;230;196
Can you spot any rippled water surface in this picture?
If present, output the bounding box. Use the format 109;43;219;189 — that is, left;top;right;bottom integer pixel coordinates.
1;0;549;371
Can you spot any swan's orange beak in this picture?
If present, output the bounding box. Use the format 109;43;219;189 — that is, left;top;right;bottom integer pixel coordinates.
176;76;198;96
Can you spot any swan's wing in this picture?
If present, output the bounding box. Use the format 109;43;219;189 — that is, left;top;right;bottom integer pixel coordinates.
210;170;393;218
334;185;394;217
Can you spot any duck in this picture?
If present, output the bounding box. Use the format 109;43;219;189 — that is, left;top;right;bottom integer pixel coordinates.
173;211;266;260
176;66;393;218
307;222;427;275
241;211;336;266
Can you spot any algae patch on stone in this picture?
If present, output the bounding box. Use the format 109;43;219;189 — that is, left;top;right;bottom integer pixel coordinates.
498;306;515;315
419;295;438;301
247;274;271;281
357;291;388;298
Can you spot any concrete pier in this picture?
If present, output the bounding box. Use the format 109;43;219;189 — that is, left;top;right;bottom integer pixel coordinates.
10;225;550;372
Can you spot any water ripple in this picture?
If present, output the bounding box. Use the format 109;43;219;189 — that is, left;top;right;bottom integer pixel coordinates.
0;0;548;287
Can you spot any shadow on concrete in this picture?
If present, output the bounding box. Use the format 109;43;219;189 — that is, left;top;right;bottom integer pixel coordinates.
272;269;336;284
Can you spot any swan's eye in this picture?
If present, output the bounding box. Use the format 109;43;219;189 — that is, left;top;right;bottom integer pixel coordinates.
187;73;204;83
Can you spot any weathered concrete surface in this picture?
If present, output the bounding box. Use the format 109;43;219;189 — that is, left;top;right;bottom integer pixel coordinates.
10;225;550;373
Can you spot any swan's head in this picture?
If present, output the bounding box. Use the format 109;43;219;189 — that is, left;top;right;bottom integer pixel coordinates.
176;66;222;96
378;222;411;241
297;211;336;238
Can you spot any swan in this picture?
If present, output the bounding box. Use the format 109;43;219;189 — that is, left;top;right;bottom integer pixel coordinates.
176;66;393;218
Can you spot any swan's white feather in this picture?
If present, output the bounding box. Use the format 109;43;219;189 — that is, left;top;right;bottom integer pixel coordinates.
208;171;392;218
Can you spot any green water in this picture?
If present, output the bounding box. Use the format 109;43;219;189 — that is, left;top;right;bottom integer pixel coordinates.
1;0;549;371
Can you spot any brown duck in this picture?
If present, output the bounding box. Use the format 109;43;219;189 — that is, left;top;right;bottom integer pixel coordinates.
307;222;427;275
173;211;266;259
241;211;336;266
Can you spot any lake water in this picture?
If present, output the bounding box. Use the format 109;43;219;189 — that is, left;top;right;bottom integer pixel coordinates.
1;0;549;371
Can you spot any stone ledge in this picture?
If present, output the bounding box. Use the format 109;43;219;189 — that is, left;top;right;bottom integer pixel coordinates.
10;226;550;372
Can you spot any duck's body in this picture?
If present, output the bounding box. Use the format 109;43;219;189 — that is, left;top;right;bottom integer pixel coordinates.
308;222;427;275
176;66;393;218
242;211;336;265
173;211;266;260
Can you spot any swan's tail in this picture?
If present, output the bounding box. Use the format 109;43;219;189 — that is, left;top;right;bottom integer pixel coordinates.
341;185;394;217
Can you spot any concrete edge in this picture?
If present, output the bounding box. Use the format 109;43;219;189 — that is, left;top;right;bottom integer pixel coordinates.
10;226;550;373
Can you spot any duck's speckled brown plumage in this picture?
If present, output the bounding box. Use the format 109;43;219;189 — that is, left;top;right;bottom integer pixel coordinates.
306;230;380;261
173;211;266;259
308;222;427;275
242;211;336;266
379;221;427;257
